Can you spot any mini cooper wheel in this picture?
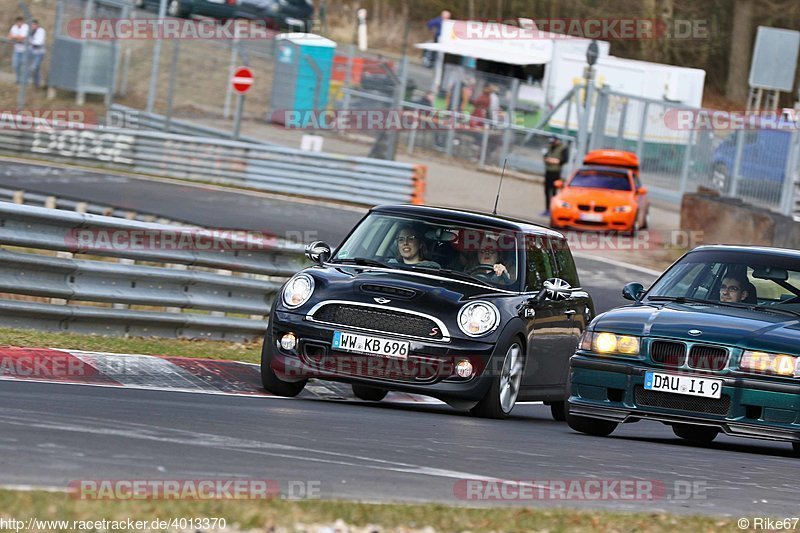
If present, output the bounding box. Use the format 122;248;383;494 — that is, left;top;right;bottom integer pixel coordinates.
672;423;719;444
567;413;618;437
352;384;388;402
549;400;568;421
260;343;307;397
471;340;524;419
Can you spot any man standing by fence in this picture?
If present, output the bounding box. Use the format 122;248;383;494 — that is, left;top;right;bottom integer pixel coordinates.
542;136;568;216
28;19;45;88
8;16;28;84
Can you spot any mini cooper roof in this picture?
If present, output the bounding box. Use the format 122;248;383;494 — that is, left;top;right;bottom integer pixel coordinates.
371;204;565;238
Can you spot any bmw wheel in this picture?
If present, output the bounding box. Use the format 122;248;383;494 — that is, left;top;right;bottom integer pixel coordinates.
260;339;307;397
672;423;719;444
352;384;388;401
471;340;524;419
567;413;618;437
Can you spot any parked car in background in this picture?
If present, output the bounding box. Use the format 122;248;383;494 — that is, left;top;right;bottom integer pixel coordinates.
261;204;594;419
711;129;790;193
568;245;800;456
135;0;313;31
135;0;237;19
549;149;649;234
235;0;314;32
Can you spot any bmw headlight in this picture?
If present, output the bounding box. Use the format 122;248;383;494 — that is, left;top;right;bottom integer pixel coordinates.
458;301;500;337
558;201;572;209
580;331;640;356
741;350;799;377
614;205;633;213
282;273;315;309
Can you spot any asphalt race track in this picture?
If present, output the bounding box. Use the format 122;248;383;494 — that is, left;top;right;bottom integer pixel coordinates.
1;159;797;517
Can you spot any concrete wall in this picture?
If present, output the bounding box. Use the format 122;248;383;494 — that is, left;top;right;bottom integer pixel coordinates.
680;189;800;249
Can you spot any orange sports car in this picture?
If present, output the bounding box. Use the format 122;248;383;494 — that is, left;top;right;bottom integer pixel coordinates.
549;149;650;233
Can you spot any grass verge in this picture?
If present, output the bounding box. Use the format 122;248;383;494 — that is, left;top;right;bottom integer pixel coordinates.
0;327;263;364
0;489;738;532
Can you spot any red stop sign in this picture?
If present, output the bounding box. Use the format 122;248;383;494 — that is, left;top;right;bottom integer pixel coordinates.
231;67;254;94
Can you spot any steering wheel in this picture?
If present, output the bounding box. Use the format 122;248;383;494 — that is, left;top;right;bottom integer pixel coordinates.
467;264;497;276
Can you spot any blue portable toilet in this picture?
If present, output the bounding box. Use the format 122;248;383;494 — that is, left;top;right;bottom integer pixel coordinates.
270;33;337;125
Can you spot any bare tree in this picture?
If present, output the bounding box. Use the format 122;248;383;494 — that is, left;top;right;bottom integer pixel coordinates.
725;0;755;103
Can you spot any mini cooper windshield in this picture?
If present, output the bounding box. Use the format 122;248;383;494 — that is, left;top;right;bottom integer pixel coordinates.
331;213;523;291
645;250;800;314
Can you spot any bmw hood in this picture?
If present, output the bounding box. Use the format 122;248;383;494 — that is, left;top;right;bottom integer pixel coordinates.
593;302;800;353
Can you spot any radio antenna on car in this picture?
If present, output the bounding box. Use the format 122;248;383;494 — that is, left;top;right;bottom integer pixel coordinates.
492;159;508;215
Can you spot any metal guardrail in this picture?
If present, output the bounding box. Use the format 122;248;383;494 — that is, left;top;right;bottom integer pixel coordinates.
109;104;274;146
0;203;309;340
0;117;427;206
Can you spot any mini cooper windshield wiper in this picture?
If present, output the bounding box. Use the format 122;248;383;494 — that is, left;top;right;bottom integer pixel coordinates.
331;257;389;268
408;265;496;288
647;296;713;305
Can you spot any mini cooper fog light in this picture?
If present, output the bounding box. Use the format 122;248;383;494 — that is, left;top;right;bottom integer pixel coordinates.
280;333;298;351
455;359;474;378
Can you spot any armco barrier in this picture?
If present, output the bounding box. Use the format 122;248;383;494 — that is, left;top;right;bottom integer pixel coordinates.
0;203;309;340
0;116;427;206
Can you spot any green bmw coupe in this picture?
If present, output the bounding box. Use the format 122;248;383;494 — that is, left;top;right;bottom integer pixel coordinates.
568;245;800;456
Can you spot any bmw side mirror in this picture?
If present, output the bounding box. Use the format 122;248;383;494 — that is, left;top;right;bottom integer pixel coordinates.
305;240;331;265
622;282;645;302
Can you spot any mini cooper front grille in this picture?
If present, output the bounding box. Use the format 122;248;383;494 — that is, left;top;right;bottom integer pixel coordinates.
688;345;729;371
634;386;731;416
311;303;445;340
650;341;687;367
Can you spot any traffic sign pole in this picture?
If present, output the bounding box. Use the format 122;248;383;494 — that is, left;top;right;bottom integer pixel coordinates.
233;94;244;140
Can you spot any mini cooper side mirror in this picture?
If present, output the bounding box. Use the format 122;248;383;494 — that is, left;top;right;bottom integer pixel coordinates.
305;240;332;265
622;282;645;302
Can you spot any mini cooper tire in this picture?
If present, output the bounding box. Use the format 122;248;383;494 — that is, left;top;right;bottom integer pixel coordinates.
672;423;719;444
260;345;307;397
352;384;388;402
549;400;568;421
470;340;524;419
567;413;618;437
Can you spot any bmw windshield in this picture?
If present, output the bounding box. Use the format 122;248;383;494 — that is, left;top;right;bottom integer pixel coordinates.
645;250;800;314
331;213;523;291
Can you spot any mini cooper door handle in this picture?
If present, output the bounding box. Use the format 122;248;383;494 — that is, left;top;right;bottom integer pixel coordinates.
564;309;577;316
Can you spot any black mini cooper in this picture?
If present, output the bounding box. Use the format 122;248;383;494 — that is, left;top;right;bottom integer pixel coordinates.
261;205;594;419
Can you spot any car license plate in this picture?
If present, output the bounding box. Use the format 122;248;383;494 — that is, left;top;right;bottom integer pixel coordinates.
644;372;722;399
332;331;409;359
579;212;604;222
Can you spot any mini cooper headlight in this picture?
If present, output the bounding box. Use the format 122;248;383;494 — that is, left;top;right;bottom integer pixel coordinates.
458;301;500;337
583;331;640;356
740;350;799;377
282;273;315;309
